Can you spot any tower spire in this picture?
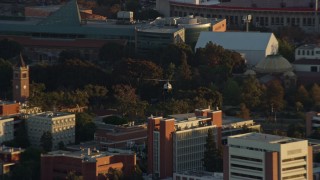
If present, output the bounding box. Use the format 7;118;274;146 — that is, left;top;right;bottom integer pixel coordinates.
16;53;26;68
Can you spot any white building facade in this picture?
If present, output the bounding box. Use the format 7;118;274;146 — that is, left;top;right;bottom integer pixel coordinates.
293;44;320;72
224;133;313;180
27;112;75;150
195;31;278;66
0;118;14;144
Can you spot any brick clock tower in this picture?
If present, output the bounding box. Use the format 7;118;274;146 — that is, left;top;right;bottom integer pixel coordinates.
12;54;29;102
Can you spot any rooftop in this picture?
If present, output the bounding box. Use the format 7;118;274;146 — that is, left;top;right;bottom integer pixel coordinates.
136;25;184;33
34;111;74;118
0;100;19;105
175;171;223;179
296;44;320;50
170;0;320;12
44;147;133;161
231;132;304;144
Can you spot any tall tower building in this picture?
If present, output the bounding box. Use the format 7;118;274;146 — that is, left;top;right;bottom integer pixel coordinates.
12;54;29;102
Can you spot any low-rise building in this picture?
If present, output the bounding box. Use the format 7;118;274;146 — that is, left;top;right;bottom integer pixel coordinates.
306;111;320;137
41;148;136;180
147;107;260;179
27;112;75;150
94;123;147;150
0;118;14;144
0;146;24;175
0;101;19;117
195;31;279;66
224;132;313;180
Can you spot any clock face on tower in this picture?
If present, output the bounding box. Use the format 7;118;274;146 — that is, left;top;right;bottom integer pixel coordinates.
23;85;26;89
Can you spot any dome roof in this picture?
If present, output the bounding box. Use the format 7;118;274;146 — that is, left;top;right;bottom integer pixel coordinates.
254;54;293;73
244;69;256;76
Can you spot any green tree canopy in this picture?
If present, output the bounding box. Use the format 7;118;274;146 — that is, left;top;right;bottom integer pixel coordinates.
99;42;125;65
0;59;13;99
241;76;263;109
75;112;96;144
223;78;241;106
202;128;223;172
278;38;295;62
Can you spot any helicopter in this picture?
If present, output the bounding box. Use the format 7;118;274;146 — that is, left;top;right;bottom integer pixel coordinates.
144;79;173;92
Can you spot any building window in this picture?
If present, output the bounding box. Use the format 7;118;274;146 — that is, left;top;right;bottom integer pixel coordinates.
22;73;27;78
307;51;310;55
298;50;300;55
302;50;305;55
311;66;318;72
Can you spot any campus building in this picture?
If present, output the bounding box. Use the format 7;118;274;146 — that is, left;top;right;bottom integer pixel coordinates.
27;112;75;149
306;111;320;137
94;123;147;150
0;146;24;175
147;108;260;179
224;132;313;180
0;0;227;63
195;31;279;66
0;101;19;117
41;148;136;180
0;118;14;144
158;0;320;32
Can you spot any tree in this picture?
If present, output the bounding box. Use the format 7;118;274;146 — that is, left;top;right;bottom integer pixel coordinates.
113;84;148;118
296;85;312;109
75;112;96;144
106;168;123;180
223;78;241;105
261;80;285;112
40;131;53;152
66;171;83;180
241;76;263;109
11;147;42;180
202;128;222;172
287;123;305;138
0;38;23;60
0;59;13;99
99;42;125;65
278;38;295;62
310;83;320;106
59;50;82;62
238;103;250;119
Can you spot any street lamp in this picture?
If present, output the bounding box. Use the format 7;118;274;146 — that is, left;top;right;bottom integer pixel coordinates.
243;14;252;32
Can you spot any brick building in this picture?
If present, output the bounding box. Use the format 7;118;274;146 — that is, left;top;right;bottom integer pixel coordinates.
41;148;136;180
0;101;19;117
224;132;313;180
94;123;147;150
147;107;260;179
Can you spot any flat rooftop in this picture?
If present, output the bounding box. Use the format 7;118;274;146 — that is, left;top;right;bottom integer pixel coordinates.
136;25;184;33
175;171;223;179
0;100;18;105
34;111;73;118
45;147;133;161
231;132;303;144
